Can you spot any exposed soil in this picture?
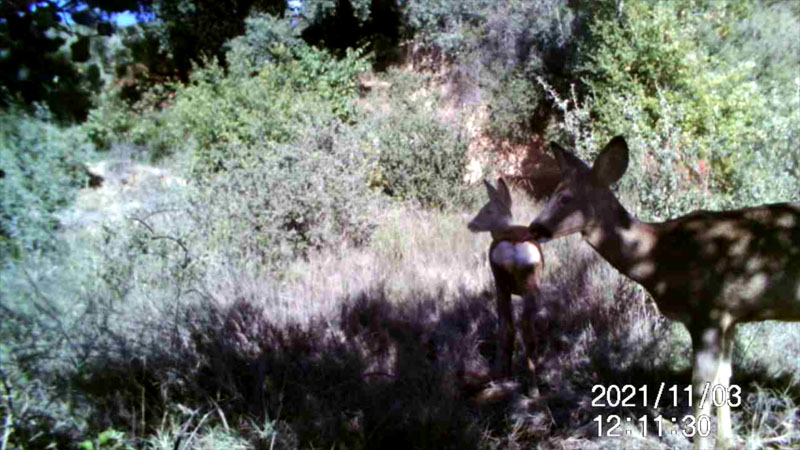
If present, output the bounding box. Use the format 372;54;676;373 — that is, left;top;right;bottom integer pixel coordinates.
359;56;561;200
57;158;187;233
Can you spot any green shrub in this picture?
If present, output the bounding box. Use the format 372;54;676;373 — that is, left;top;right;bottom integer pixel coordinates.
82;91;134;151
82;14;369;165
0;194;205;446
359;70;477;209
190;123;377;268
174;44;367;176
79;429;134;450
697;1;800;206
405;0;491;55
83;25;376;266
486;72;547;143
369;109;472;209
0;109;94;260
83;81;181;162
406;0;578;143
575;0;799;218
177;45;374;264
225;13;306;76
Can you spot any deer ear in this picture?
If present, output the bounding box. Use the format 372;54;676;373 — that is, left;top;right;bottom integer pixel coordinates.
591;136;629;187
483;179;498;199
496;177;512;208
550;141;589;176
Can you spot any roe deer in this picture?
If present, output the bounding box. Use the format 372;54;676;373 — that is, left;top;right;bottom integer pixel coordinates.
527;136;799;450
468;178;545;380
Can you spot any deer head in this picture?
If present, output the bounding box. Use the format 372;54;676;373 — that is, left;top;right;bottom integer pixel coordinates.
468;178;513;232
529;136;630;241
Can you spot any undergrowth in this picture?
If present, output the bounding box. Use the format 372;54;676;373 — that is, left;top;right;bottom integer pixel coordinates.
2;2;799;449
3;182;797;449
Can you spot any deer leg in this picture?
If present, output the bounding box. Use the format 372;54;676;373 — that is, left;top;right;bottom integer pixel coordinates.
714;325;736;450
691;326;723;450
495;285;514;379
520;289;541;396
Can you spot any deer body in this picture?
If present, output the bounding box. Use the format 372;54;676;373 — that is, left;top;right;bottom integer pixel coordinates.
470;180;544;379
490;231;543;285
580;201;800;325
528;136;800;450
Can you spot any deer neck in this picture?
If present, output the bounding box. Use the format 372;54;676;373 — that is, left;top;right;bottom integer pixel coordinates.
581;197;659;287
491;225;532;242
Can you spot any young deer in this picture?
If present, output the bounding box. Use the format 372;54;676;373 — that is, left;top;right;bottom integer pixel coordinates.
468;178;545;379
528;136;800;450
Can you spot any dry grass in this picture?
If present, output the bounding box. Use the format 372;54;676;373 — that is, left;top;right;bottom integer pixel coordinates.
205;202;494;326
184;185;798;449
5;177;800;449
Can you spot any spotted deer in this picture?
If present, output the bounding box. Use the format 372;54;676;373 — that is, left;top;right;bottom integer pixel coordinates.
468;178;545;380
527;136;800;450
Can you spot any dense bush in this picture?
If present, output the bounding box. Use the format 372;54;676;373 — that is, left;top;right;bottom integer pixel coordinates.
189;123;377;268
404;0;490;55
225;13;307;75
83;92;134;151
83;82;179;159
174;44;367;175
406;0;578;143
702;1;800;205
579;0;728;211
353;69;479;209
570;0;799;218
145;0;287;79
366;105;473;209
144;22;376;264
0;109;93;260
3;2;800;447
402;0;797;212
0;200;205;446
485;72;547;143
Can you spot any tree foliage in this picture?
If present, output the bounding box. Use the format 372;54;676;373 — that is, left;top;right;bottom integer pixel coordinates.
147;0;285;79
569;0;799;217
0;0;150;121
0;108;93;260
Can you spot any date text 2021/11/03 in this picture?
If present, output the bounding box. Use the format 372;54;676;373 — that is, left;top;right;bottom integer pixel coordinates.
591;382;742;409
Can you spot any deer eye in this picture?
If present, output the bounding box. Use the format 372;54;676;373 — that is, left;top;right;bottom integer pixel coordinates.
559;194;572;205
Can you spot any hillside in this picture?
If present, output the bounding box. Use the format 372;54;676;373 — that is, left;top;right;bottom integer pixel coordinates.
2;1;799;448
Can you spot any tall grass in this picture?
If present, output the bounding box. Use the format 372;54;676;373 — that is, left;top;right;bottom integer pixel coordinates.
3;1;800;448
5;170;797;448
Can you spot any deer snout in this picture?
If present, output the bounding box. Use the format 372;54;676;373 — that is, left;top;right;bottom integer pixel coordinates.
528;222;552;241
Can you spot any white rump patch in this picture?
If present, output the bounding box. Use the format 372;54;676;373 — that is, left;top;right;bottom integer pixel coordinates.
777;213;796;228
491;242;541;271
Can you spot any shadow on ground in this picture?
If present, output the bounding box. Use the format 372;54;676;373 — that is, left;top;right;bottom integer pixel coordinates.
62;266;799;449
